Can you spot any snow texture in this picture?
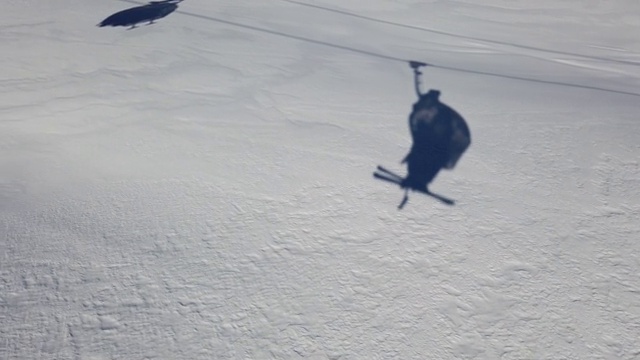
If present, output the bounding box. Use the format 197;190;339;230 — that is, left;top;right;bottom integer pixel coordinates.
1;0;639;359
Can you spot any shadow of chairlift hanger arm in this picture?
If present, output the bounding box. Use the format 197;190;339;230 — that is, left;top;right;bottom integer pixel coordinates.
410;60;429;98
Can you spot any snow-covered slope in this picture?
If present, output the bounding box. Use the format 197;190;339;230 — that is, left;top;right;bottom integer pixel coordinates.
2;0;639;358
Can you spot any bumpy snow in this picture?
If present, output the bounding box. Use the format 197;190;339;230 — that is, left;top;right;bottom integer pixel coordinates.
1;0;639;359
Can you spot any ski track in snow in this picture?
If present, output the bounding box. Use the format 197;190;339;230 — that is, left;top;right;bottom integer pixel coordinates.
1;0;640;359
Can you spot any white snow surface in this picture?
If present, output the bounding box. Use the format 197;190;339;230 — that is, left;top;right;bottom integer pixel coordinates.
2;0;640;359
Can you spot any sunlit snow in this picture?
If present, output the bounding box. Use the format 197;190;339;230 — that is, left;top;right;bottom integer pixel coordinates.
2;0;639;358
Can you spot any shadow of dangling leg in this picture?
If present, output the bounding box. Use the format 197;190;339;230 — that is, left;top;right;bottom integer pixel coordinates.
398;188;409;210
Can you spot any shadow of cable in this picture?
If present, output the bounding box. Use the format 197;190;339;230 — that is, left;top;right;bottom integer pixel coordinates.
116;0;640;98
281;0;640;68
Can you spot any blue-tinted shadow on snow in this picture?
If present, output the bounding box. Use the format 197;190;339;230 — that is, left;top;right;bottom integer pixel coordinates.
99;0;182;30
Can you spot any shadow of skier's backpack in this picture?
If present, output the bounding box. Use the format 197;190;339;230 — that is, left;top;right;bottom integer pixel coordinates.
406;89;471;172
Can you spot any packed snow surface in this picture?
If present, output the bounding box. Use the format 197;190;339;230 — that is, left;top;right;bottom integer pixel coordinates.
2;0;639;359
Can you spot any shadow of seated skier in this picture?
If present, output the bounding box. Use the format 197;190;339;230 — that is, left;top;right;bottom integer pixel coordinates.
374;62;470;209
401;89;453;191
